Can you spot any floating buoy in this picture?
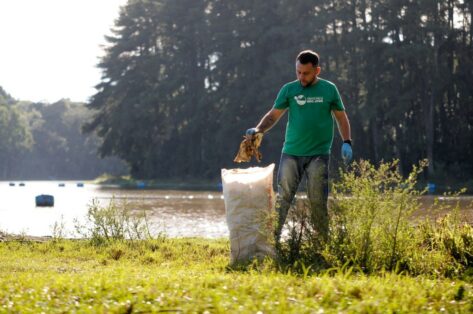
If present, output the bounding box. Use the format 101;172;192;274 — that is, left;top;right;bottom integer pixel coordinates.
136;182;146;189
19;183;25;187
9;183;15;187
58;183;65;187
427;183;436;194
76;182;84;187
36;194;54;207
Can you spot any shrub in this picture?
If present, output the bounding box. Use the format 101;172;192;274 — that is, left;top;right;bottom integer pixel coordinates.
326;159;426;272
277;159;473;277
74;198;152;245
276;200;328;270
50;215;67;241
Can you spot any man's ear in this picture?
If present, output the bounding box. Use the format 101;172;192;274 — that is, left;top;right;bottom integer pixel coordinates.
316;66;321;75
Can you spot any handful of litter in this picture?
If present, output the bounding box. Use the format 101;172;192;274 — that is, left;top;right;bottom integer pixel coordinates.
233;133;264;163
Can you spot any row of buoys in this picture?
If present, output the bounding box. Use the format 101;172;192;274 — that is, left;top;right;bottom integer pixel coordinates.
7;182;83;207
8;182;84;187
58;182;84;187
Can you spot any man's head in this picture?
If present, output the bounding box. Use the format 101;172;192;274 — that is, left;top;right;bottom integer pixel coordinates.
296;50;321;87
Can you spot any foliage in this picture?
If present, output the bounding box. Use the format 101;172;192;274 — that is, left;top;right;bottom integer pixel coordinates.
277;159;473;277
0;95;127;180
74;198;153;245
412;208;473;276
84;0;473;182
2;0;472;182
50;215;67;241
0;103;33;178
327;160;427;272
276;199;330;270
0;86;15;105
0;238;472;313
17;100;126;179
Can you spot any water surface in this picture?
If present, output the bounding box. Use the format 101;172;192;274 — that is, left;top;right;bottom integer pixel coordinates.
0;181;226;238
1;181;471;238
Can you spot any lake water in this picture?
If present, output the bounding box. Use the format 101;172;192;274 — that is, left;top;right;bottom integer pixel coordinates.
0;181;227;238
1;181;472;238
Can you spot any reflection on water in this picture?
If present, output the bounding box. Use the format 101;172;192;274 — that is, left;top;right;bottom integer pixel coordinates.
0;181;227;238
1;181;472;238
415;195;473;223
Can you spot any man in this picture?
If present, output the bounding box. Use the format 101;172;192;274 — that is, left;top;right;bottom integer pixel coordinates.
246;50;352;244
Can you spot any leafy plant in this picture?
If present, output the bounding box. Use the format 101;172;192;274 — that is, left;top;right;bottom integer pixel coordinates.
278;159;473;277
50;215;67;241
327;160;426;272
74;197;152;245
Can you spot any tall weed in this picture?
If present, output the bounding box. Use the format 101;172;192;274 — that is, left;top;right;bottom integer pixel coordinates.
74;198;152;245
412;201;473;276
276;200;328;270
277;159;473;277
50;215;67;241
327;159;426;272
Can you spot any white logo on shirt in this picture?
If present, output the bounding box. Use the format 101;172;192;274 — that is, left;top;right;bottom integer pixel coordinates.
294;95;323;105
294;95;306;106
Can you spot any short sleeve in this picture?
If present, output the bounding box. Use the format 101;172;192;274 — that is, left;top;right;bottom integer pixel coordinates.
330;84;345;111
273;84;289;109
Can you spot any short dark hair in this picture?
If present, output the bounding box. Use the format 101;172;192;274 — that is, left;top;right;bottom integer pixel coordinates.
296;50;319;67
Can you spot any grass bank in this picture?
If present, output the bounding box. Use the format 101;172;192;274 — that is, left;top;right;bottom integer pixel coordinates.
1;238;472;313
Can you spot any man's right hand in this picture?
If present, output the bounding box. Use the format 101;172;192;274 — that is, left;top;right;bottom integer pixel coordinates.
245;127;261;139
235;128;264;163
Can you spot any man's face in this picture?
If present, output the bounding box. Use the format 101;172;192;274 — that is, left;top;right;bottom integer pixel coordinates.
296;61;320;87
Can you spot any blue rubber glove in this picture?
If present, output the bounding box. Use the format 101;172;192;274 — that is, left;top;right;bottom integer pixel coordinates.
246;128;263;139
341;142;353;163
246;128;257;136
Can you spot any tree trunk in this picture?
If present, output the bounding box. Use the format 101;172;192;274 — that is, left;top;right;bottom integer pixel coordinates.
370;117;379;161
426;48;437;178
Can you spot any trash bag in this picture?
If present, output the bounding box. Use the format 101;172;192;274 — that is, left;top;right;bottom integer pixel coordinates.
221;164;276;264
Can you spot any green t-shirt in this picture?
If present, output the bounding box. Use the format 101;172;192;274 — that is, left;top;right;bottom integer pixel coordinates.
273;78;345;156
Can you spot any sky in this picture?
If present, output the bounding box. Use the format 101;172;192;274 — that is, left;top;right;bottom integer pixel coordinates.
0;0;128;103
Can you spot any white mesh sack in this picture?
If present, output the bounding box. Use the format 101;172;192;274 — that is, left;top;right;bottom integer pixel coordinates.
221;163;276;264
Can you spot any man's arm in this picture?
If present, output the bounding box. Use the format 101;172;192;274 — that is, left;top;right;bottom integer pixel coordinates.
333;110;351;141
254;108;287;134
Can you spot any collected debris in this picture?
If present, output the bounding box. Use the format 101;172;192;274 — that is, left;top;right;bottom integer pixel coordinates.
233;132;264;163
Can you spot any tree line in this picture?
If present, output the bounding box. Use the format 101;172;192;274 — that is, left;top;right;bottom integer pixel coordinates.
0;87;126;180
3;0;470;183
85;0;473;183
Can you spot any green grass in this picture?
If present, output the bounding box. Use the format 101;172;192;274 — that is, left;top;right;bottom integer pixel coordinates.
3;160;472;312
1;238;472;313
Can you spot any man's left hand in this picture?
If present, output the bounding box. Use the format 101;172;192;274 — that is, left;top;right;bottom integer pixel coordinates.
341;141;353;163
